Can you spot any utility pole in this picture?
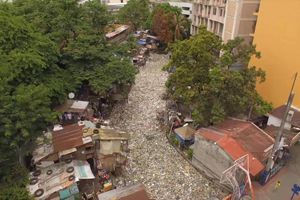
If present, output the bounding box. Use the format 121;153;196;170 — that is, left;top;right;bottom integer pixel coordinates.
265;73;298;175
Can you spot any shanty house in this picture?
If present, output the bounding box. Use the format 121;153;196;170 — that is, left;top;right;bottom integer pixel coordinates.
83;127;130;172
192;119;274;179
55;100;91;125
28;160;95;200
98;183;150;200
32;124;94;167
174;125;196;146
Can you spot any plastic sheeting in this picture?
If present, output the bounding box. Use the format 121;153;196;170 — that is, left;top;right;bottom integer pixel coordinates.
100;140;121;155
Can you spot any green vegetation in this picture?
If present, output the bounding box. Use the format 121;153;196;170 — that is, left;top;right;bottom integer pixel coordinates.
150;3;190;44
186;148;193;160
118;0;150;30
0;0;136;198
170;133;179;147
165;27;272;126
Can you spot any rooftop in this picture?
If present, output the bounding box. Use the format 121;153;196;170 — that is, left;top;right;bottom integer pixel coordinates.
97;183;150;200
270;105;300;127
55;100;89;113
174;125;196;140
28;160;94;199
196;118;275;176
52;124;90;152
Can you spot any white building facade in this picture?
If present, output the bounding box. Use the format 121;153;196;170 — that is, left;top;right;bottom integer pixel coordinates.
191;0;260;44
168;1;193;20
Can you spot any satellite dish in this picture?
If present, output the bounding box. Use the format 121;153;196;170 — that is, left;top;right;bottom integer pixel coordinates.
68;92;75;99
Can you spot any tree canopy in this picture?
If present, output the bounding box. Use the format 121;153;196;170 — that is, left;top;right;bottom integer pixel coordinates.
0;1;136;198
118;0;150;30
165;27;272;125
151;3;190;44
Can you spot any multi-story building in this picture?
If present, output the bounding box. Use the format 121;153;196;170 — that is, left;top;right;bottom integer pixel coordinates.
168;1;193;20
249;0;300;108
191;0;260;44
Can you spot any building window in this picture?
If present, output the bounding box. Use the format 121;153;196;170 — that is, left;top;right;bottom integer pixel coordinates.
213;8;217;15
219;23;224;35
219;9;223;16
120;0;123;3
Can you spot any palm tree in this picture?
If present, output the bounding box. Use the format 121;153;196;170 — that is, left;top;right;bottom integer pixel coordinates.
173;13;190;41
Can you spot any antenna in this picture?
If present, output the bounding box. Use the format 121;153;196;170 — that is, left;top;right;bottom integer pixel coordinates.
68;92;75;99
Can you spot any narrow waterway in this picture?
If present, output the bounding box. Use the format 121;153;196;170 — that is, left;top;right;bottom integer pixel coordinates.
110;53;223;200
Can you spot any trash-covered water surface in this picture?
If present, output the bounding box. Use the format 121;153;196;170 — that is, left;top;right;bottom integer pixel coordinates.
109;53;224;200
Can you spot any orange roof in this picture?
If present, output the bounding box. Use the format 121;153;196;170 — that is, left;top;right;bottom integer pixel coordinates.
196;128;223;142
52;124;84;152
217;136;265;176
195;119;274;176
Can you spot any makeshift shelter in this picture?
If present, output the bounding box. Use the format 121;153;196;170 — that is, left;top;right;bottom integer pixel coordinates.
55;100;90;125
32;124;94;165
28;160;95;200
98;183;150;200
174;125;196;146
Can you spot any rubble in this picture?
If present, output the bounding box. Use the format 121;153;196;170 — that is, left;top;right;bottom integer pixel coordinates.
109;53;225;200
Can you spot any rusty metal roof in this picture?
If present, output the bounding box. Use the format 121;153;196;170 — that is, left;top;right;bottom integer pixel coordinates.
97;183;150;200
52;124;84;152
196;118;275;176
215;119;274;162
217;136;265;176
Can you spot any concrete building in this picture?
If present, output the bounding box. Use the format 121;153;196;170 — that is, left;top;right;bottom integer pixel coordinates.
192;118;274;179
249;0;300;108
191;0;260;44
169;1;193;19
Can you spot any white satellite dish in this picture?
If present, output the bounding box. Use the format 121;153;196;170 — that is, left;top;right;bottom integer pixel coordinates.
68;92;75;99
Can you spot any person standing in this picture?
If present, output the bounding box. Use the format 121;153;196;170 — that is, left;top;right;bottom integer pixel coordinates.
274;180;281;190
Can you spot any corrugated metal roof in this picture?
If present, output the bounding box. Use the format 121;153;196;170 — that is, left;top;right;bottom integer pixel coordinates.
196;128;223;142
52;124;84;152
174;126;196;140
195;118;275;176
97;183;150;200
217;136;264;176
83;128;130;140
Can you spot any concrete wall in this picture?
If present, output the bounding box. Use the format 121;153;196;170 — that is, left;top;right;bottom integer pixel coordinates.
192;135;233;179
169;1;193;19
249;0;300;108
267;115;292;130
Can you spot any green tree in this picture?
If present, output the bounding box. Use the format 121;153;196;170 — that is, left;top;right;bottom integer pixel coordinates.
166;27;272;126
118;0;150;30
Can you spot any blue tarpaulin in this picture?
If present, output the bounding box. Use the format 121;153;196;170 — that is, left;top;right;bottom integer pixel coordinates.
137;39;146;45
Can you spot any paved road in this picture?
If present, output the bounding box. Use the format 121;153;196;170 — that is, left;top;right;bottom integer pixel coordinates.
254;143;300;200
109;53;224;200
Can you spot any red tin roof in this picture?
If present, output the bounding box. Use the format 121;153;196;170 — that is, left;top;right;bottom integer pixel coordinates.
52;124;84;152
196;119;274;176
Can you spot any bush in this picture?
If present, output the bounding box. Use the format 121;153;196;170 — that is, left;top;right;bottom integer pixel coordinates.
187;148;193;160
170;133;179;147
